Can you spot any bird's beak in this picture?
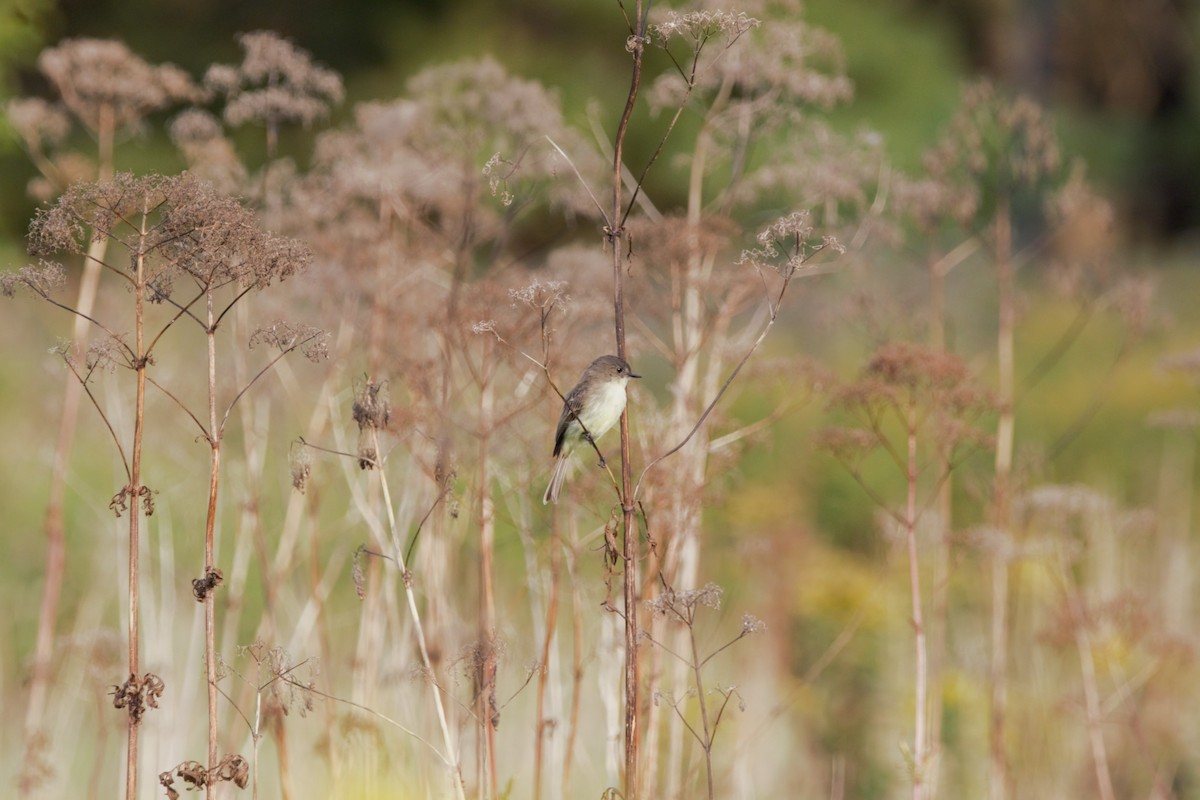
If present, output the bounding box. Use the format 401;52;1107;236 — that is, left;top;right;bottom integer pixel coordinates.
629;371;642;379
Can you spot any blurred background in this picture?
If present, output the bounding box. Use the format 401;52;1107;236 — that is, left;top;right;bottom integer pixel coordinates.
2;0;1200;798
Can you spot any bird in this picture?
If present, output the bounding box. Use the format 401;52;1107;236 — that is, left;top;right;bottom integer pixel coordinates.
543;354;641;505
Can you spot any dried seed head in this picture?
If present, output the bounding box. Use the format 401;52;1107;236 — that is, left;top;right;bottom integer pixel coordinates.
1;261;65;298
289;440;313;494
352;376;391;468
206;31;343;129
169;110;248;194
249;320;329;362
5;97;70;148
38;38;202;135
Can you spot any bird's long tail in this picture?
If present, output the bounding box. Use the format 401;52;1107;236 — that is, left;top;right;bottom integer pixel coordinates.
543;455;570;505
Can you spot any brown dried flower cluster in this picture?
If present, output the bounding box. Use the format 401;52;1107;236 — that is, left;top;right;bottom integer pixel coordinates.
37;38;202;135
111;672;165;723
306;56;592;240
738;211;843;275
645;581;724;618
158;754;249;799
168;110;248;194
924;80;1064;227
647;0;852;113
650;9;761;44
249;320;330;362
5;98;70;149
820;342;996;464
26;172;311;297
0;261;65;298
205;31;343;129
238;640;317;720
352;377;391;469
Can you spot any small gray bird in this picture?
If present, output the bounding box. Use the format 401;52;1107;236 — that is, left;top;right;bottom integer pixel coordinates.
543;355;641;505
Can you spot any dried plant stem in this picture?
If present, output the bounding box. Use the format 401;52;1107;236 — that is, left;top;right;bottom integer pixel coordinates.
656;83;731;800
1054;557;1116;800
609;3;648;796
927;246;951;800
477;353;499;800
990;197;1014;800
562;525;585;798
687;623;717;800
905;407;928;800
532;507;562;800
370;429;467;800
124;204;150;800
204;290;221;799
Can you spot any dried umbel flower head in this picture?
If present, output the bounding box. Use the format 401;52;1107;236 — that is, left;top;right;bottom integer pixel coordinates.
26;172;312;300
169;109;248;194
645;582;724;620
206;31;343;129
37;38;202;136
1;261;65;298
822;342;996;465
924;80;1065;228
5;97;70;149
650;9;760;46
891;173;979;236
159;181;312;290
647;0;851;112
249;320;329;362
413;57;597;212
509;279;570;314
738;210;842;276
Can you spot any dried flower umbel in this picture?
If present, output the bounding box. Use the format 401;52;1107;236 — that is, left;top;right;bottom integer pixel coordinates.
924;80;1065;230
206;31;343;131
37;38;202;137
20;172;312;315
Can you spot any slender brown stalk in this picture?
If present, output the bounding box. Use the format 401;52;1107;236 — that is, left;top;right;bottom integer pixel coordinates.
477;344;499;800
609;3;647;796
533;511;562;800
369;429;467;800
124;197;150;800
687;623;716;800
1058;561;1116;800
204;289;221;799
905;405;928;800
927;247;950;800
990;196;1014;800
562;526;585;798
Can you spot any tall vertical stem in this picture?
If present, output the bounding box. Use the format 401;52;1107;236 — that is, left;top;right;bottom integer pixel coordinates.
990;197;1013;800
124;201;149;800
687;620;715;800
1062;570;1116;800
610;4;646;797
370;430;466;800
204;289;221;797
477;343;499;800
927;249;950;800
905;407;927;800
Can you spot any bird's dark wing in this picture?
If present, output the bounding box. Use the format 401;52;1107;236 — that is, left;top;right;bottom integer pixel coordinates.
552;385;586;457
